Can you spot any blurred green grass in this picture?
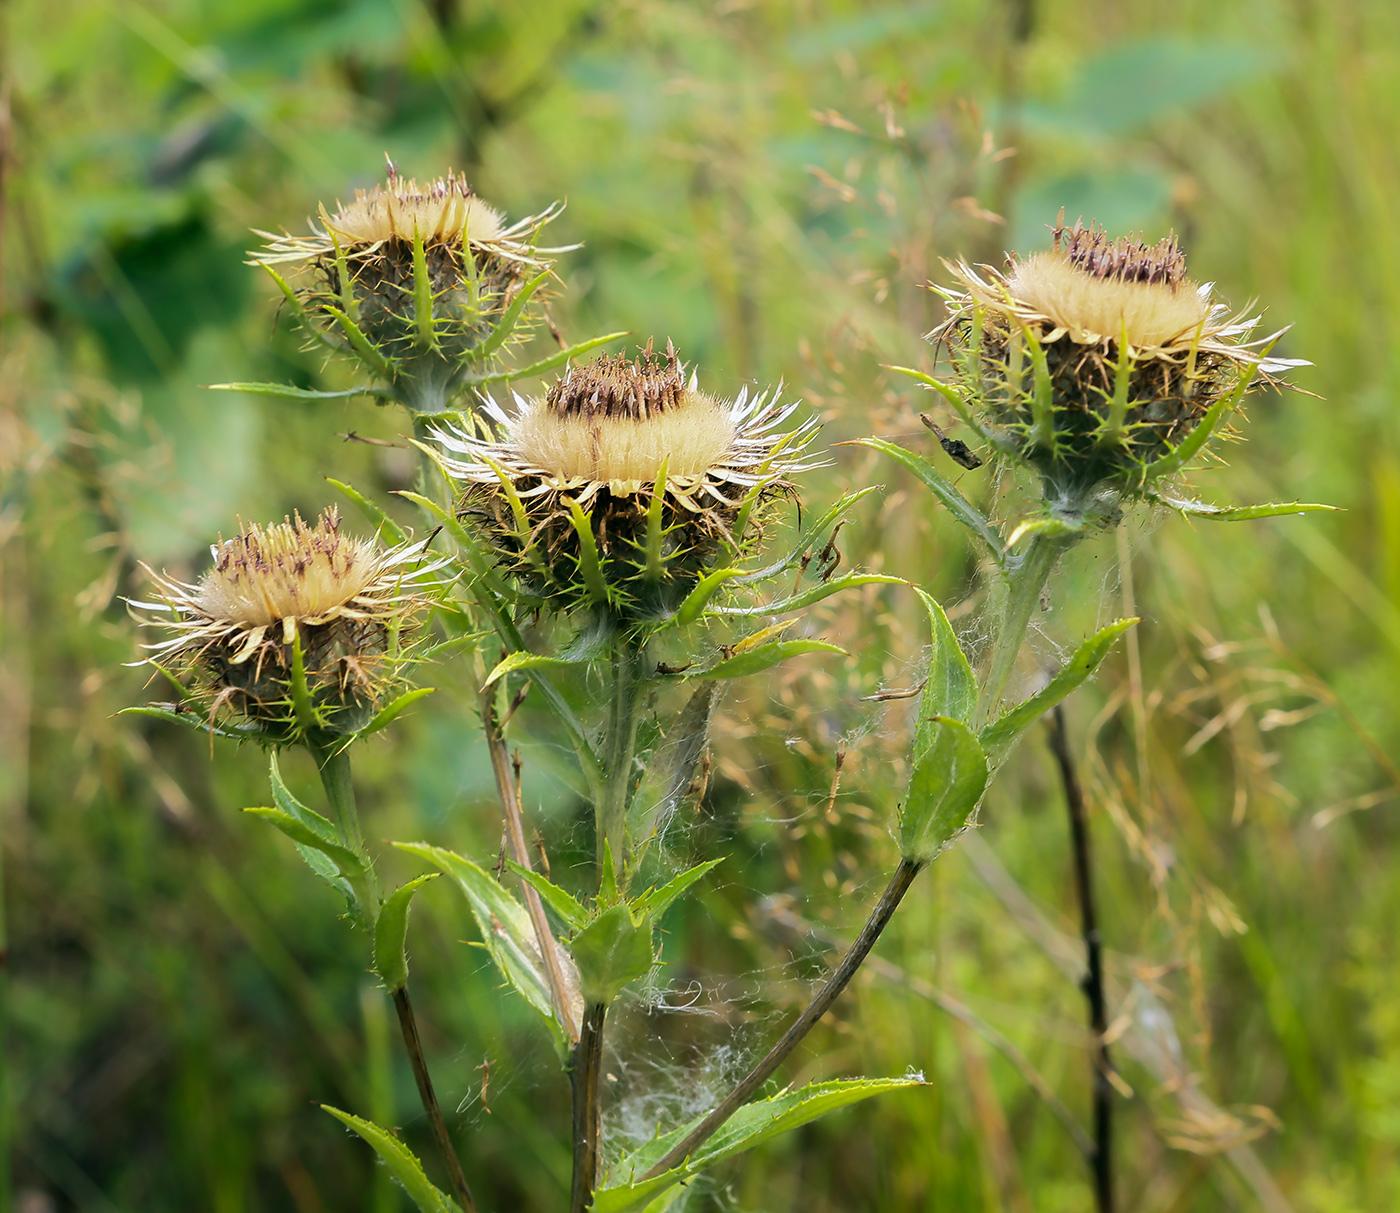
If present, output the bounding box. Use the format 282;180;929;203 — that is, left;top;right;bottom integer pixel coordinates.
4;0;1400;1209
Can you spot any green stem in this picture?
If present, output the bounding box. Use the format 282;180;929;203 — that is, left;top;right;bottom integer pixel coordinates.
569;1002;607;1213
307;735;380;921
975;534;1071;729
598;638;646;884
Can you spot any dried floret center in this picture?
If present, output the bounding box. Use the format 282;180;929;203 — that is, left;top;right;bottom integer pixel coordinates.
546;345;689;421
322;171;504;248
512;393;737;483
196;511;376;627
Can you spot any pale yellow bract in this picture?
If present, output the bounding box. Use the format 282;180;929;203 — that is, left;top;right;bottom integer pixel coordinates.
319;174;505;248
1005;252;1211;348
510;392;738;486
196;517;379;629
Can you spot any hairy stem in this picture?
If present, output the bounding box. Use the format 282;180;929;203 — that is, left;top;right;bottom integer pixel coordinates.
393;987;480;1213
481;688;579;1043
976;533;1071;728
569;1002;607;1213
641;858;923;1180
307;735;379;920
1047;705;1114;1213
598;640;645;882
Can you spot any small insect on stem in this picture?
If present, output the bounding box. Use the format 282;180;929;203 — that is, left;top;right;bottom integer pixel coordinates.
920;414;984;469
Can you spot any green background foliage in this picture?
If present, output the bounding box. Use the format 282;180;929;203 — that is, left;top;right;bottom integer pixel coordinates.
3;0;1398;1208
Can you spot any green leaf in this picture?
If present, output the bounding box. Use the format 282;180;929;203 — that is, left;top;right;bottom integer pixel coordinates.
1141;357;1262;484
322;303;397;379
357;688;436;739
326;477;409;545
633;858;723;919
1150;492;1339;522
979;618;1139;764
119;704;261;742
597;1076;925;1212
885;364;1004;450
205;382;392;401
569;903;655;1005
696;639;846;681
373;874;439;992
394;488;475;552
244;807;367;877
504;862;589;931
913;589;976;725
395;843;565;1048
321;1107;459;1213
462;332;629;386
482;650;579;689
566;498;609;605
475;269;552;358
673;567;743;625
708;573;906;618
261;752;362;898
733;487;881;586
900;716;988;862
856;436;1005;564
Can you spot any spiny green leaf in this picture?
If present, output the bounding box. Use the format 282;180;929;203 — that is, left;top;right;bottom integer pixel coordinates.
1006;515;1085;548
566;498;610;605
322;1107;459;1213
505;862;589;931
674;567;743;625
244;807;367;876
395;843;567;1051
205;382;392;401
463;332;629;386
357;688;436;739
597;1076;925;1212
373;874;439;992
696;639;846;681
1151;492;1339;522
326;477;409;545
913;588;976;725
569;903;655;1004
979;617;1139;764
855;436;1005;564
482;650;579;689
119;705;261;742
707;573;906;617
633;858;723;919
475;269;553;359
900;716;988;862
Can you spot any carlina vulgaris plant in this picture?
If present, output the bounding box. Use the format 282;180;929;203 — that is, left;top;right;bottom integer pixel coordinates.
861;216;1330;1212
226;162;624;425
127;508;481;1210
403;340;937;1211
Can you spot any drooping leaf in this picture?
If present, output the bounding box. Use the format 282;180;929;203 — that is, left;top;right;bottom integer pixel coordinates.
243;806;366;876
322;1107;459;1213
394;843;565;1049
206;382;392;402
596;1076;925;1212
373;874;439;992
256;753;361;900
913;588;976;725
979;617;1139;764
119;704;261;742
856;436;1005;564
568;903;655;1005
900;716;988;862
696;639;846;681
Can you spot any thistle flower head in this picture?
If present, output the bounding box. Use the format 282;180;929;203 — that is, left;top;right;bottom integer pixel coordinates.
135;508;444;740
252;166;567;412
431;341;820;619
933;216;1305;510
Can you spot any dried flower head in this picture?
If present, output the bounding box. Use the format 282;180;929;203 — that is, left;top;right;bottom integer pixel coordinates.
933;216;1304;508
431;342;820;618
252;165;566;411
135;508;443;739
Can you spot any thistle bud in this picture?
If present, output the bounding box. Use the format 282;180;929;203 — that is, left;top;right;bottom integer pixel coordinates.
934;216;1303;514
135;508;442;741
431;342;819;620
253;168;563;413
